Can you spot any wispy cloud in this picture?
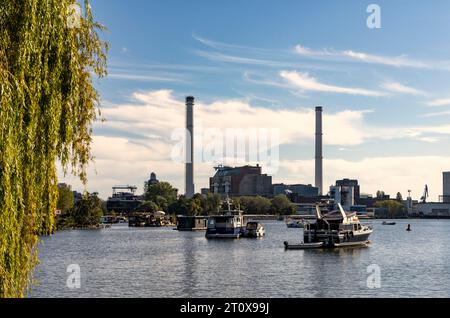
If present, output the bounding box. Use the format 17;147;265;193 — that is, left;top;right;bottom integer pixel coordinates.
294;44;445;70
381;82;426;96
280;70;385;97
426;98;450;107
108;73;183;82
422;110;450;118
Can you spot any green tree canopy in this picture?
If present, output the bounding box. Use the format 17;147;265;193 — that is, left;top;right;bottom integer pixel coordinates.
374;200;407;218
144;182;178;205
270;194;296;215
57;184;74;214
0;0;107;297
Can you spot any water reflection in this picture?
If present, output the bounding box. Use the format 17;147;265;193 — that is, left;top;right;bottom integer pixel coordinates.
31;220;450;298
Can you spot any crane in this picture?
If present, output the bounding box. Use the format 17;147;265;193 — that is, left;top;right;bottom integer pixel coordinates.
420;185;429;203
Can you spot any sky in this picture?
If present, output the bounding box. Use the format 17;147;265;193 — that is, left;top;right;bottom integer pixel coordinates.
59;0;450;201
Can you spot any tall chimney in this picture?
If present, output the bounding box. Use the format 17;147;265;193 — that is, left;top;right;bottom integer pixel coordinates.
315;106;323;195
185;96;195;198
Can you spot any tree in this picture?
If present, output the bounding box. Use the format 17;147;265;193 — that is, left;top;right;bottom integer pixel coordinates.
57;184;74;214
71;193;103;227
187;194;203;216
144;182;178;205
396;192;403;202
238;196;271;214
135;201;158;213
201;193;222;215
270;195;296;215
374;200;407;218
57;192;104;229
376;190;386;199
168;196;189;215
0;0;107;297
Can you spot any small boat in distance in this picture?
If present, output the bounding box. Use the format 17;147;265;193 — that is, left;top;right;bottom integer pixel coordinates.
382;221;396;225
286;219;304;228
284;203;373;249
242;221;265;238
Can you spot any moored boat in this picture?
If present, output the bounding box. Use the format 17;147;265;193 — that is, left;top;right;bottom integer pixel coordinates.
242;221;265;238
382;221;396;225
286;219;304;228
206;197;245;239
284;203;373;249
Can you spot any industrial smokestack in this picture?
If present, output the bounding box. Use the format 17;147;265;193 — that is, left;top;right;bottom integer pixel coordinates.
185;96;195;198
315;106;323;195
444;171;450;203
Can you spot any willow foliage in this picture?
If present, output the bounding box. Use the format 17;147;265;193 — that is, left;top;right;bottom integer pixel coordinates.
0;0;107;297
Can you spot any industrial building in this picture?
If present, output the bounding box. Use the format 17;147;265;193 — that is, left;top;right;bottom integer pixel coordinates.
209;164;272;197
329;179;360;210
106;185;143;214
411;171;450;218
144;172;159;193
273;183;319;197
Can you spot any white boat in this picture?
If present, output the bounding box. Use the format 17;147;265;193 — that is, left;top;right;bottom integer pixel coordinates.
242;221;265;238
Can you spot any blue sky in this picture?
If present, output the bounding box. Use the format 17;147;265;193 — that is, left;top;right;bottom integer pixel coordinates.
61;1;450;200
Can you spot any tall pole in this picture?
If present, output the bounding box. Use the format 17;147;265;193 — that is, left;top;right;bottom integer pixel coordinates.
185;96;195;198
315;106;323;195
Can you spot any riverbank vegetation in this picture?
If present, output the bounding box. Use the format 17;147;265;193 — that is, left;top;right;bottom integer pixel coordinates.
0;0;107;297
56;192;105;230
141;182;296;216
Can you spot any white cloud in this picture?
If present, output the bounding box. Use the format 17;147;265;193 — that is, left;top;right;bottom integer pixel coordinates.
426;98;450;107
381;82;426;96
294;44;447;70
59;89;450;198
278;156;450;202
341;50;428;68
280;70;385;97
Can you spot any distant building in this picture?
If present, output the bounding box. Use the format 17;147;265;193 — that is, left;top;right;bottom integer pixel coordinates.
442;171;450;203
273;183;319;198
144;172;159;193
413;202;450;218
330;179;360;210
106;185;142;214
209;164;272;197
200;188;210;195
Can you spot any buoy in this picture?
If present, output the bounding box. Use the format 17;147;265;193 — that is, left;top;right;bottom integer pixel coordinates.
406;224;412;231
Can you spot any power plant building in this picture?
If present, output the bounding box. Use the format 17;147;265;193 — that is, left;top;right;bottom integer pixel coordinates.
209;165;272;197
273;183;319;197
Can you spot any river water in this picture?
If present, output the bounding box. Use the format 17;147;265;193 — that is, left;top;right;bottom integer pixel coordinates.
30;219;450;298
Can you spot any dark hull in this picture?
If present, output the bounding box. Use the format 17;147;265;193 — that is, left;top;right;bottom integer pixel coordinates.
304;230;372;248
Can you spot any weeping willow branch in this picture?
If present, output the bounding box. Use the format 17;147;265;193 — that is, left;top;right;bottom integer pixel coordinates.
0;0;108;297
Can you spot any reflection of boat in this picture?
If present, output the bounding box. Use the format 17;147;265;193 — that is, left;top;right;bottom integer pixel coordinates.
242;222;265;238
206;197;245;239
284;203;373;249
382;221;396;225
286;219;304;228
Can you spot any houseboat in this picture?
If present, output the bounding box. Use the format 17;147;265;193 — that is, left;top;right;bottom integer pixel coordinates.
205;197;246;239
176;215;209;231
284;203;373;249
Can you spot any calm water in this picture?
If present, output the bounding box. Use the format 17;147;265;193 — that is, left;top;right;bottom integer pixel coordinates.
30;219;450;298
